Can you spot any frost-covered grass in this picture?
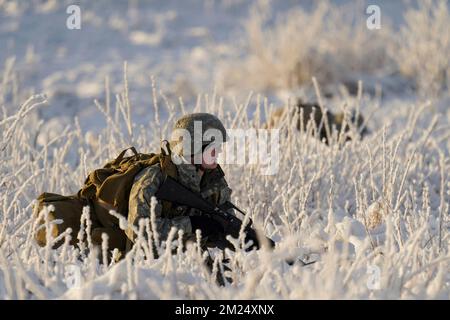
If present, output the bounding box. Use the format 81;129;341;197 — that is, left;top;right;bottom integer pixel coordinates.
1;62;449;299
0;0;449;300
393;0;450;96
217;0;450;97
217;1;394;94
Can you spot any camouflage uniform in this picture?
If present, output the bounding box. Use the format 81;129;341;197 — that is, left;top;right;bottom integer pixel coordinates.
126;161;233;244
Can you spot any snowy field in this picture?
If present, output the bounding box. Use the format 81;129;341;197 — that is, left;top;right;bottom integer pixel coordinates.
0;0;449;299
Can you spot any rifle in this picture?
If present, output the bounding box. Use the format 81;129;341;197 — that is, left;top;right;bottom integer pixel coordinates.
154;175;316;267
154;174;273;251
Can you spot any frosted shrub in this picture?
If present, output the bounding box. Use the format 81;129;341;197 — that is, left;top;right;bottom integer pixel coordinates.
391;0;450;96
217;1;393;93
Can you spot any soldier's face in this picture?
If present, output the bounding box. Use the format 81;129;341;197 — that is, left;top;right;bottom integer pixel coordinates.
201;143;222;169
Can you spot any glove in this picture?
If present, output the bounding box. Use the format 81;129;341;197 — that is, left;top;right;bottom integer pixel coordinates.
189;216;224;238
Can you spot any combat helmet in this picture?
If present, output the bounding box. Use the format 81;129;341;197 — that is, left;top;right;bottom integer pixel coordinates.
169;113;228;157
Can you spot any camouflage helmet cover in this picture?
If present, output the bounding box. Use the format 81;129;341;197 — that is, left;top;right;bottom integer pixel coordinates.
170;113;228;156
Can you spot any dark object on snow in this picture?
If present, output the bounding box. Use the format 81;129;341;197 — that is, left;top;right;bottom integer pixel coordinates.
295;100;369;144
265;99;369;144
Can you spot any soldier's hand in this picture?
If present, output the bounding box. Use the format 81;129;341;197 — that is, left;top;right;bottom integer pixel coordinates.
189;216;224;238
209;214;241;237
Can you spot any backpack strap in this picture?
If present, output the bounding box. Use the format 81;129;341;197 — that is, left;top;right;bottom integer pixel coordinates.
115;147;138;163
104;147;140;169
159;154;177;179
158;141;178;216
159;140;178;179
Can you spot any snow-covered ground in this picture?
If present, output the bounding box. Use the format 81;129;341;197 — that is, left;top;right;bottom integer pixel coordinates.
0;0;449;299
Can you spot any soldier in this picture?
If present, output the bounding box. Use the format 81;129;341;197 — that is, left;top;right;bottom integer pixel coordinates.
126;113;234;253
265;98;369;144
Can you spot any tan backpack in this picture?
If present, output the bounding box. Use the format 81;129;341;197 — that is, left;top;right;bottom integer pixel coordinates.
35;145;178;250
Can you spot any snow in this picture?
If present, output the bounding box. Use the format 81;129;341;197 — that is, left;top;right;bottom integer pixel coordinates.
0;0;449;300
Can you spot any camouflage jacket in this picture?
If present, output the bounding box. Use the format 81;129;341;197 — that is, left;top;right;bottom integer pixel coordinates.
126;162;233;243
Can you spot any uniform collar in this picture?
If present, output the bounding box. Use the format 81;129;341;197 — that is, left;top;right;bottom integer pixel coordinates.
175;162;225;192
176;163;202;192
